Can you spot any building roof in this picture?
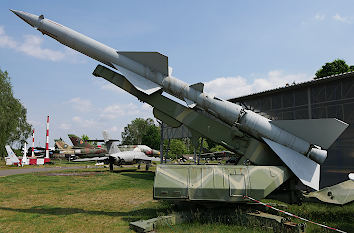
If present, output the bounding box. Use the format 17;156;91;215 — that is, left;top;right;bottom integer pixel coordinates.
229;71;354;102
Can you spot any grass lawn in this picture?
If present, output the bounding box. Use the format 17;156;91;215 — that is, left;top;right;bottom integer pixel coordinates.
0;167;353;232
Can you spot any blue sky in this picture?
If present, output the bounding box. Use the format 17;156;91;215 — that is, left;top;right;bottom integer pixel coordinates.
1;1;354;147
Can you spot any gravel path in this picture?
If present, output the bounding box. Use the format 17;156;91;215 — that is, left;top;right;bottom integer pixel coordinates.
0;166;87;177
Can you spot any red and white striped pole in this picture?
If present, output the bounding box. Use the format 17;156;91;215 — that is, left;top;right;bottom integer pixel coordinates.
45;115;50;158
32;129;35;157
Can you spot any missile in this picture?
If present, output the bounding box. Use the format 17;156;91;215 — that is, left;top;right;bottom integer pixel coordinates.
12;10;348;190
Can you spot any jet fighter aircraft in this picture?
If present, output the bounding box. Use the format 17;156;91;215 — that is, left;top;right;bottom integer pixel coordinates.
72;131;159;171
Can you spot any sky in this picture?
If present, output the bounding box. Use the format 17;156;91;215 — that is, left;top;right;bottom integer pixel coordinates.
1;0;354;147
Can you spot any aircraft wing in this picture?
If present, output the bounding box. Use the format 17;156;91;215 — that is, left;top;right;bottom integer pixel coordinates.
149;157;160;162
72;156;108;162
135;154;160;162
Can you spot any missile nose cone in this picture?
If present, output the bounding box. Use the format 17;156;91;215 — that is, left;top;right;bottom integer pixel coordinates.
10;9;41;29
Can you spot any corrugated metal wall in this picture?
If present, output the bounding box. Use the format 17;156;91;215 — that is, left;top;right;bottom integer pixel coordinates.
231;76;354;188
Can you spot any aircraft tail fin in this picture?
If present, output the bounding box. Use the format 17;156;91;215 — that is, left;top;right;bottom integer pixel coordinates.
271;118;348;149
55;140;71;150
102;130;120;154
5;145;20;164
262;137;320;190
68;134;95;149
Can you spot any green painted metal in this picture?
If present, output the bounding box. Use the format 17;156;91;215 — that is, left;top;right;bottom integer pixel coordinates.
93;65;252;156
153;108;182;128
304;180;354;205
154;164;291;202
129;215;179;232
93;65;295;204
242;138;283;166
129;209;306;233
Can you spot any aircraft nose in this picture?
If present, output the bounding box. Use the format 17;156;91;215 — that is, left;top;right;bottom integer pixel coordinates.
10;9;41;28
152;149;160;155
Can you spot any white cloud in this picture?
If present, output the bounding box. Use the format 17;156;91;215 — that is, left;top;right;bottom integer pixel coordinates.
72;116;81;122
142;103;152;111
100;103;141;120
204;70;310;99
0;26;17;48
0;25;82;62
27;119;41;127
101;82;125;94
72;116;99;128
59;123;71;130
17;35;65;61
314;13;325;21
110;126;119;132
333;14;352;24
168;66;173;76
99;102;153;121
66;97;93;112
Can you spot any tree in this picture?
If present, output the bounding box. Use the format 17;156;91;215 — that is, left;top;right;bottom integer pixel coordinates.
187;137;209;154
81;134;97;146
121;118;160;149
210;145;227;152
81;134;89;142
0;68;32;158
164;139;188;159
315;59;354;79
141;124;160;150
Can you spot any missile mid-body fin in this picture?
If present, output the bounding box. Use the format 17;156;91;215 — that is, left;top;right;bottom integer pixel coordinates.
262;137;320;190
112;64;161;95
113;52;169;95
271;118;348;149
182;82;204;108
182;83;205;108
190;82;204;92
118;52;168;76
184;98;197;108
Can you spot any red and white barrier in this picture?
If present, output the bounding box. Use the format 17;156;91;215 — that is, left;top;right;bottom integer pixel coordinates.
45;115;49;158
7;158;51;166
32;129;35;157
243;195;346;233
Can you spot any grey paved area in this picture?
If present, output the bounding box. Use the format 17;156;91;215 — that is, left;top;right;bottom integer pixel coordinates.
0;166;87;177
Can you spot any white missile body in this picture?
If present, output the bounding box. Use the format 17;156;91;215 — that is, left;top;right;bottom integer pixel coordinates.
12;10;349;190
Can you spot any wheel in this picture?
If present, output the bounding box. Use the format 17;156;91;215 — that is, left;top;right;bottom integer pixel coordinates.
146;162;151;171
109;156;114;172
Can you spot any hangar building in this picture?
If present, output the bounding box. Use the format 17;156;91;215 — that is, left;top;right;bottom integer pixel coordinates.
229;72;354;188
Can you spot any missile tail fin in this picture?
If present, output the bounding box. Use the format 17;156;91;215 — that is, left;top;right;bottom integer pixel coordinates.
112;64;161;95
118;52;168;76
262;137;320;190
271;118;348;149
